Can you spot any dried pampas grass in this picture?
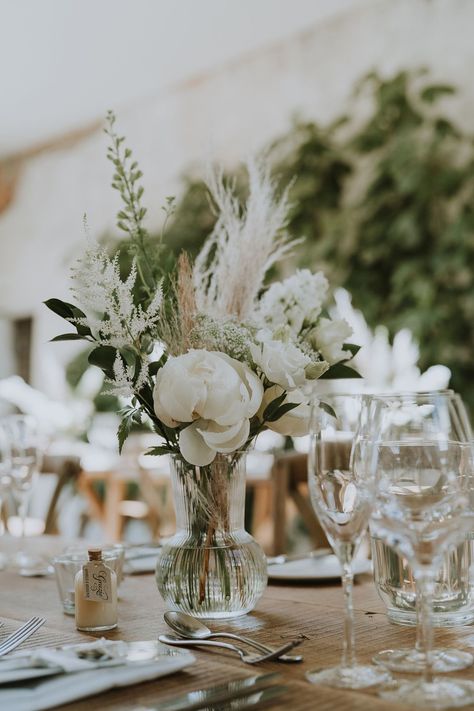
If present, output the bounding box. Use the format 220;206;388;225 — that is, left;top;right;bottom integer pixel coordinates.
193;158;301;322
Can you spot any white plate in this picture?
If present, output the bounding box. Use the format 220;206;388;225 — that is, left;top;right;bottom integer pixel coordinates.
268;555;372;581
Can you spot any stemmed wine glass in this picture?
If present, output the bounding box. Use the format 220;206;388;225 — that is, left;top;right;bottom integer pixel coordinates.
306;393;390;689
369;391;473;675
1;415;43;572
369;395;474;708
0;426;12;569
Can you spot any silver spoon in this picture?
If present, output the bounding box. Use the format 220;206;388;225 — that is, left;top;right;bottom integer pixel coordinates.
158;634;300;665
164;611;303;663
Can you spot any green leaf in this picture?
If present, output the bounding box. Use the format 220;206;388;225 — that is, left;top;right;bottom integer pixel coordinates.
117;415;132;454
88;345;117;379
319;401;337;419
119;346;136;368
50;333;86;342
145;446;172;456
148;353;168;376
344;343;361;357
265;402;299;422
44;298;75;320
262;391;287;421
320;362;361;379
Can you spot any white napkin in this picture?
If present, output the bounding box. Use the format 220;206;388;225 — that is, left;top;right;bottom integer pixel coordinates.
0;650;195;711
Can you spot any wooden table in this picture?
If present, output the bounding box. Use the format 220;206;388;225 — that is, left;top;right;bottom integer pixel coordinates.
1;537;473;710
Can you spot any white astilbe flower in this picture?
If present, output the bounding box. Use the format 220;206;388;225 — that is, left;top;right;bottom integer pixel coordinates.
106;351;150;397
70;241;163;349
193;158;302;321
255;269;329;335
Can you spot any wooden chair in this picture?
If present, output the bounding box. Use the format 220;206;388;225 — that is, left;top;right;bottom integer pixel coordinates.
271;451;328;555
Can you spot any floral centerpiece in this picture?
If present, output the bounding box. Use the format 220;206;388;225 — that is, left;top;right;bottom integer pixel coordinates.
46;113;358;617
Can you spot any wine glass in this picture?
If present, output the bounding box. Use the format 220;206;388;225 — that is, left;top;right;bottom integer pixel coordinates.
369;391;474;674
305;393;390;689
1;415;43;572
0;426;12;569
370;401;474;707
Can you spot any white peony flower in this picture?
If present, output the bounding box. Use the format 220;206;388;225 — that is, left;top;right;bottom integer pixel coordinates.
259;385;310;437
256;269;329;335
179;418;250;466
250;334;311;389
153;349;263;465
311;318;353;365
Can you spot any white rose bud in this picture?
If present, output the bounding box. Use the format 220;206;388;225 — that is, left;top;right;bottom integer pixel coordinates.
311;318;353;365
251;337;311;389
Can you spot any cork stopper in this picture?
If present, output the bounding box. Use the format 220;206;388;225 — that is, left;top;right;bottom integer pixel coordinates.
88;548;102;561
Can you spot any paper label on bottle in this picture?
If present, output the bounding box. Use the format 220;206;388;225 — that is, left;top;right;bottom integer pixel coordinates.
82;562;113;603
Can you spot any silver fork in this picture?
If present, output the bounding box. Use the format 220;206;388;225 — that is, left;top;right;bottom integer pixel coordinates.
0;616;45;656
158;635;300;665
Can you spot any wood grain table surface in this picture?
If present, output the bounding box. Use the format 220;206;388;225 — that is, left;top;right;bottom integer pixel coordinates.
1;536;473;710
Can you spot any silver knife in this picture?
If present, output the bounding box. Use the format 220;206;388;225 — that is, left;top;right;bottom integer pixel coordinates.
138;673;281;711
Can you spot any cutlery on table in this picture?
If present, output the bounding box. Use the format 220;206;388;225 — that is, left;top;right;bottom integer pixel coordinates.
266;548;332;566
0;616;45;656
164;611;303;663
20;564;54;578
158;635;300;665
135;672;285;711
0;639;181;684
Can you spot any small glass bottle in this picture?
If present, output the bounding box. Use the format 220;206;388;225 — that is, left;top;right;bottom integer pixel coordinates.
75;548;117;631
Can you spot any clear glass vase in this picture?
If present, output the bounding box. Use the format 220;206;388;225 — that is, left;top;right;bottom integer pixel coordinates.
156;452;267;619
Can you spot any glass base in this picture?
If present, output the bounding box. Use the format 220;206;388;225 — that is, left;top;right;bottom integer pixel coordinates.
380;678;474;709
373;647;473;673
76;622;117;632
306;664;390;689
387;607;474;628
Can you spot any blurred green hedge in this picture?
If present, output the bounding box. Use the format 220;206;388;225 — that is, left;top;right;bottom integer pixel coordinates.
161;71;474;411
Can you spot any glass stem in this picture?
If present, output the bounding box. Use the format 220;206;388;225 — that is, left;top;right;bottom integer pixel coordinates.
19;497;27;549
341;560;356;669
415;586;423;653
418;575;435;685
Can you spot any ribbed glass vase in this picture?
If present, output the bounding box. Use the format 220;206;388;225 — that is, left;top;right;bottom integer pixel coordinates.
156;452;267;619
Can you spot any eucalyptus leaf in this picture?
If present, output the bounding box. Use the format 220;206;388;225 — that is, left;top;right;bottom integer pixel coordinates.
50;333;86;342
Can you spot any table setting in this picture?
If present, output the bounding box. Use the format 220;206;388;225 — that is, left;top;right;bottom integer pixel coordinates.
0;113;473;711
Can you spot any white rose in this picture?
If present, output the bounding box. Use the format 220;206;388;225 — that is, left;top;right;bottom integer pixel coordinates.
311;318;352;365
153;350;263;466
258;385;311;437
251;336;311;389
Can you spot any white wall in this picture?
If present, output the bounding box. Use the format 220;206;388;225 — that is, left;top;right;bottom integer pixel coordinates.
1;0;473;397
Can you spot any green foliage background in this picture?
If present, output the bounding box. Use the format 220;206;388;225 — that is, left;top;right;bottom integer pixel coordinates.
160;71;474;411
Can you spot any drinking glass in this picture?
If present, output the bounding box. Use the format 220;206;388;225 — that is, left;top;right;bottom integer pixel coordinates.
1;415;43;571
305;393;390;689
369;391;474;674
370;415;474;706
